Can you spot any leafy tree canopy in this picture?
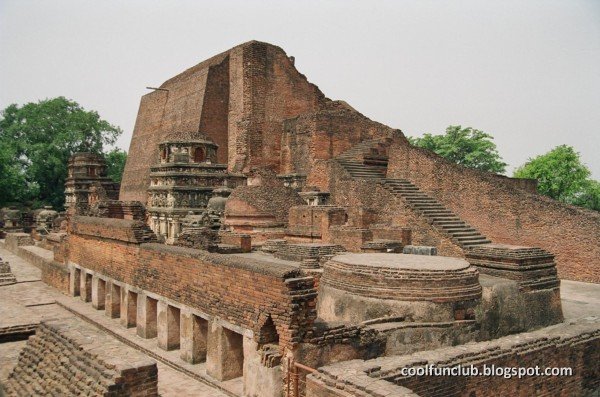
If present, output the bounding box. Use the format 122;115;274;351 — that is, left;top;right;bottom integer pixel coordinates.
514;145;599;211
0;97;122;209
104;148;128;183
409;125;507;174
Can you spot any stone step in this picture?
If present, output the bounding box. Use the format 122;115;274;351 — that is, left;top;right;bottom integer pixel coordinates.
407;199;439;204
343;168;383;172
348;173;385;177
413;204;452;214
347;170;384;174
455;234;487;241
431;217;461;223
386;186;417;191
460;239;492;247
434;221;465;227
350;174;385;178
404;196;432;201
452;229;481;238
441;226;474;233
441;228;479;236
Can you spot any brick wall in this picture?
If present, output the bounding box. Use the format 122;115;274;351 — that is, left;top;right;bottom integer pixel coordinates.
4;318;158;396
121;41;326;202
3;234;70;293
387;142;600;282
282;101;401;178
237;42;324;173
307;316;600;397
199;57;230;164
324;162;464;256
67;217;317;349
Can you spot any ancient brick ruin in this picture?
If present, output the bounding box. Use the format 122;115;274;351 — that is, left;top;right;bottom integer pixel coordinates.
1;41;598;397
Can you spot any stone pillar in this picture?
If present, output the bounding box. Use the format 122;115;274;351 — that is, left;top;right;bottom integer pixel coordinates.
137;295;158;339
243;337;282;397
105;283;121;318
80;272;92;302
70;268;81;297
206;321;244;381
180;308;208;364
120;289;137;328
91;277;106;310
157;302;180;351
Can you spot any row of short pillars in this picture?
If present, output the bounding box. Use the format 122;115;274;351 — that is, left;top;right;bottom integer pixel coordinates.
69;268;245;381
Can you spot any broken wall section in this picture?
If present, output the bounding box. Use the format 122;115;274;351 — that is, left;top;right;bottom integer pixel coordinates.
307;316;600;397
282;101;402;183
3;318;158;396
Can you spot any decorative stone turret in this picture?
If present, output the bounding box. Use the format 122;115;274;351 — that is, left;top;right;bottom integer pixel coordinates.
146;135;245;244
64;153;120;213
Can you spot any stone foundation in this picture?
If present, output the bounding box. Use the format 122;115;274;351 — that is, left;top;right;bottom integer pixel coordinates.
306;316;600;397
318;253;481;323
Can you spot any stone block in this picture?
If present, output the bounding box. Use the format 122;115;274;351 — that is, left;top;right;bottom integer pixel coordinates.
69;267;81;297
180;308;208;364
206;321;244;381
157;301;180;351
137;294;158;339
120;289;137;328
80;272;92;302
105;282;120;319
91;276;106;310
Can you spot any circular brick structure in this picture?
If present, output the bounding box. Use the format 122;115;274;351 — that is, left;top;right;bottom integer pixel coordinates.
318;253;482;323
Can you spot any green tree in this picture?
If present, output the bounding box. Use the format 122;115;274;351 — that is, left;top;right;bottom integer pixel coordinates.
104;148;127;183
0;144;28;205
572;180;600;211
0;97;122;209
514;145;599;211
409;125;507;173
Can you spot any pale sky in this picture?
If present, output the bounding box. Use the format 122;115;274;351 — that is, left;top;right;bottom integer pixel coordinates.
1;0;599;178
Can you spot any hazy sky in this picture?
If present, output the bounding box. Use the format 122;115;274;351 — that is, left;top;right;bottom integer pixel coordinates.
1;0;599;178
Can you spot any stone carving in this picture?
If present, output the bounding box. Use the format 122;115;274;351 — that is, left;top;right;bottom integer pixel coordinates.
146;135;246;244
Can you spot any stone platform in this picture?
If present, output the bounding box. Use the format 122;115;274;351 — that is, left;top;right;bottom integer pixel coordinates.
466;243;560;291
318;253;481;323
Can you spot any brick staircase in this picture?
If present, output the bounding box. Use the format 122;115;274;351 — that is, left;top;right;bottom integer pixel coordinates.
334;142;491;250
336;139;388;180
380;179;491;248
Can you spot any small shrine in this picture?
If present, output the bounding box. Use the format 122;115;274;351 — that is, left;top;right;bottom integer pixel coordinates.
146;135;245;243
64;153;120;213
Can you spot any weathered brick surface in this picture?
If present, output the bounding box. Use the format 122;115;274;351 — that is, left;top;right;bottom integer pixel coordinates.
71;216;157;244
223;185;304;243
282;102;400;179
287;205;347;241
308;316;600;397
3;233;33;253
3;238;70;293
121;41;325;202
3;318;158;396
387;142;600;283
324;162;464;257
67;217;317;349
